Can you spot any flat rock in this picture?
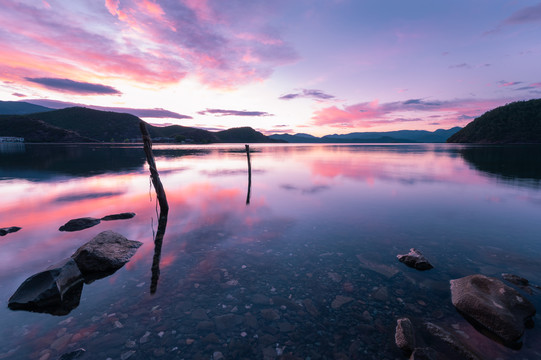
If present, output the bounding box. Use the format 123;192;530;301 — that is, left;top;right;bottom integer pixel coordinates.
213;314;243;331
395;317;415;355
409;347;439;360
397;248;433;270
71;230;142;282
101;212;136;221
356;254;400;279
331;295;354;309
501;273;529;286
450;274;536;347
59;217;101;232
8;258;83;315
424;322;481;360
0;226;21;236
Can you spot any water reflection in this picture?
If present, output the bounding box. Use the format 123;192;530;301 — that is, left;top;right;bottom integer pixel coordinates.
458;145;541;187
1;144;541;359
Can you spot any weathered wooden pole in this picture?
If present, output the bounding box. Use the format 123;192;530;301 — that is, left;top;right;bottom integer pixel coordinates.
139;121;169;294
245;144;252;205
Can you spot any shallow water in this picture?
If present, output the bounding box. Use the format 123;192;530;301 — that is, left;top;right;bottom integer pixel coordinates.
1;143;541;359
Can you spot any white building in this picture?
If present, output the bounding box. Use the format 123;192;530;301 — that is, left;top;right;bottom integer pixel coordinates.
0;137;25;142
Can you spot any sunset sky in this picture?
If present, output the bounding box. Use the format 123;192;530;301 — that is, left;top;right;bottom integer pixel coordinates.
1;0;540;136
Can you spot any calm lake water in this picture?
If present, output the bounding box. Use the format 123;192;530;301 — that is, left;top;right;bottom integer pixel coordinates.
1;143;540;360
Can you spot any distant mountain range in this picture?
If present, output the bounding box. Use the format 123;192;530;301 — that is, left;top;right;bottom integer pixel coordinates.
270;127;462;143
0;102;279;144
447;99;541;144
6;99;538;144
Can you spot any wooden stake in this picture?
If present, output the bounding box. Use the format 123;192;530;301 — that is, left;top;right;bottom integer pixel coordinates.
245;144;251;205
139;121;169;294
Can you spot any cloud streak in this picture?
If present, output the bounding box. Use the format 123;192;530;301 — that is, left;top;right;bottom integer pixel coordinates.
25;77;121;95
198;109;273;117
279;89;335;101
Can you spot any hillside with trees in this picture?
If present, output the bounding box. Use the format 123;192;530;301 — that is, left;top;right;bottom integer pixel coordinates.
447;99;541;143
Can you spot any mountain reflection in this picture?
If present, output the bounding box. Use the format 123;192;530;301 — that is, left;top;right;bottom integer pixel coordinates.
458;145;541;187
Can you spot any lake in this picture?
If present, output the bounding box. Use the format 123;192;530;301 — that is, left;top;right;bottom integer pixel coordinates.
1;143;540;360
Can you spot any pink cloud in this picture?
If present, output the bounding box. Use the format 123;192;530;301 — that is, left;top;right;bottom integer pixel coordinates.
312;98;512;129
0;0;298;91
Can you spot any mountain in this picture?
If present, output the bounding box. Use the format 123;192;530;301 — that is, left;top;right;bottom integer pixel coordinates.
447;99;541;143
216;127;283;143
0;100;52;115
0;115;96;142
269;127;461;143
0;107;276;143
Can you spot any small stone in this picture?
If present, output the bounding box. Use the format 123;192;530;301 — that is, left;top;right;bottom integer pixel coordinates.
125;340;136;349
114;321;124;328
502;273;529;286
260;309;281;321
58;348;86;360
328;272;342;282
397;248;433;270
395;318;415;355
120;350;136;360
186;339;195;345
331;295;353;309
0;226;21;236
139;331;150;344
59;217;101;232
191;308;208;320
302;299;319;316
372;287;388;302
50;334;72;352
101;212;135;221
213;351;224;360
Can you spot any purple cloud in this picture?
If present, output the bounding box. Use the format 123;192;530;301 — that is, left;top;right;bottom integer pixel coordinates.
197;109;273;117
24;99;191;119
449;63;471;69
505;3;541;24
279;89;335;101
25;77;120;95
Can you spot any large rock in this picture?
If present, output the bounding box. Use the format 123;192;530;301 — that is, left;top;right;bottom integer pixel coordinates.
397;248;433;270
8;258;83;315
0;226;21;236
395;317;415;355
72;230;142;282
59;217;101;232
450;274;536;347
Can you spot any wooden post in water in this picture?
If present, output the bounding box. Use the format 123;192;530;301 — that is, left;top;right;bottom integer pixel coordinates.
139;121;169;294
245;144;252;205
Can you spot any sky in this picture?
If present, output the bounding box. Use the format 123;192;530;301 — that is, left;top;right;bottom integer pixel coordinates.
1;0;540;136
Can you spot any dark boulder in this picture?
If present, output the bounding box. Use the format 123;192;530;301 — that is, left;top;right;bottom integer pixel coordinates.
397;248;433;270
71;230;142;282
395;317;415;355
101;212;136;221
0;226;21;236
450;274;536;348
8;258;83;316
59;217;101;232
